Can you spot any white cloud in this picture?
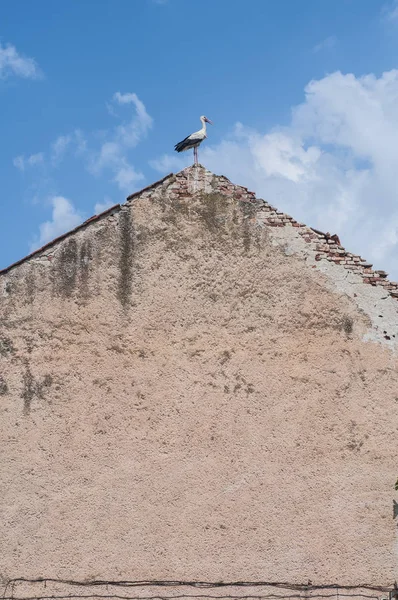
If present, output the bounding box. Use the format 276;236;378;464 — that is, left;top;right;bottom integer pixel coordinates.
313;36;337;53
28;152;44;166
13;155;25;171
88;92;151;191
150;154;186;173
151;69;398;279
94;197;115;214
90;141;120;174
31;196;84;250
13;91;150;258
51;130;87;165
14;91;148;203
113;92;153;145
383;0;398;21
0;42;42;80
113;163;144;191
89;142;144;192
51;135;72;164
74;129;87;155
13;152;44;171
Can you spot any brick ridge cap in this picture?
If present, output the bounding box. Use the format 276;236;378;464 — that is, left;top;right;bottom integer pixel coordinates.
246;193;398;303
1;165;397;307
177;165;398;304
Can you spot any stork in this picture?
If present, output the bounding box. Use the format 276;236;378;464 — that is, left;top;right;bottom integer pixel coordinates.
174;116;213;165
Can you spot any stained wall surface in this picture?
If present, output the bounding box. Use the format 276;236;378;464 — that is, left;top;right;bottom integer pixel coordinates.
1;166;397;589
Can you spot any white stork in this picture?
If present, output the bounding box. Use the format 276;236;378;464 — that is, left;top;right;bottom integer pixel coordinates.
174;115;213;165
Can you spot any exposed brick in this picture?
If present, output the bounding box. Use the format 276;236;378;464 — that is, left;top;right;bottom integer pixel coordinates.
3;163;398;306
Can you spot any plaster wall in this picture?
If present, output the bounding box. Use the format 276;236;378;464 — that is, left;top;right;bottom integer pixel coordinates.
1;167;397;588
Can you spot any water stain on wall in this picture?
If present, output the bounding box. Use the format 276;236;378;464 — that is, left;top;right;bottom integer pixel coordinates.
21;360;53;415
54;238;78;298
0;376;8;395
117;209;135;308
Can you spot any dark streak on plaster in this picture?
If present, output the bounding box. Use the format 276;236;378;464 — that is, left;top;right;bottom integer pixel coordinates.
0;337;15;356
240;201;257;253
21;362;35;415
0;376;8;395
79;240;93;298
118;209;134;308
55;238;78;298
197;193;229;234
24;273;36;305
21;361;53;415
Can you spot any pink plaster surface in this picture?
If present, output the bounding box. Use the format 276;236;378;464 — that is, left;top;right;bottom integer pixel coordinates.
1;166;397;592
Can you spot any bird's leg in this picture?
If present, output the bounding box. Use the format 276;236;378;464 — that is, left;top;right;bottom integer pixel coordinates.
194;146;198;165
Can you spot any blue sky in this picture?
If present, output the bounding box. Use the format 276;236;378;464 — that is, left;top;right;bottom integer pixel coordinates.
2;0;398;276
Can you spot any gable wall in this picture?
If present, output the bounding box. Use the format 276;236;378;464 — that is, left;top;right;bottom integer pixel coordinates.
1;167;397;589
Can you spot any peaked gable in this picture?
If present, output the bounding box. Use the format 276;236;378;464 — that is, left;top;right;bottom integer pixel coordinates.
2;164;397;348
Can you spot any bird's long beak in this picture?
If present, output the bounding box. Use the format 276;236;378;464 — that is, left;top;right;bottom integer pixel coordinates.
205;118;213;125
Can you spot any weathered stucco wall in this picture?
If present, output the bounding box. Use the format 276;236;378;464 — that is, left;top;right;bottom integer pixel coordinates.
1;166;398;591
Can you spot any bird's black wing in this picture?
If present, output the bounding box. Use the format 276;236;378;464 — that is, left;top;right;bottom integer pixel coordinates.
174;135;202;152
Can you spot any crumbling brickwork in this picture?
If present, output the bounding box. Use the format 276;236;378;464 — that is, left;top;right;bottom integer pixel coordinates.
256;202;398;297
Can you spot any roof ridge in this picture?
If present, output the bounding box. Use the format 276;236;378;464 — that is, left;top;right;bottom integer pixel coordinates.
125;172;174;201
0;172;175;276
0;203;122;276
1;166;397;311
253;198;398;302
173;165;398;307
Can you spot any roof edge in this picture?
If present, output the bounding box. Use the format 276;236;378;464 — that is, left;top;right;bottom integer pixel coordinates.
0;204;121;276
0;171;176;277
126;172;174;201
2;166;398;318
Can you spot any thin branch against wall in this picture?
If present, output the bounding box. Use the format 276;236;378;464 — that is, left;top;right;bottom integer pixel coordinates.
0;593;386;600
3;579;394;590
2;578;394;600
